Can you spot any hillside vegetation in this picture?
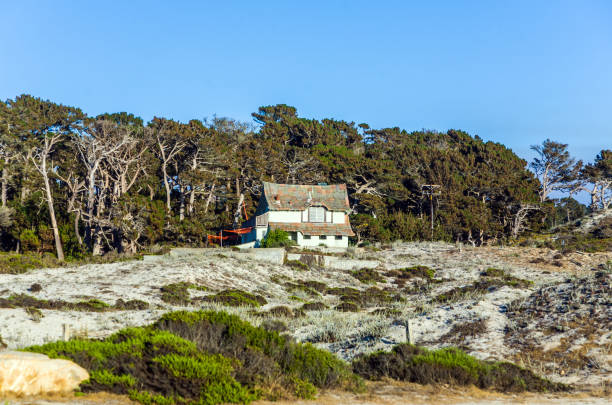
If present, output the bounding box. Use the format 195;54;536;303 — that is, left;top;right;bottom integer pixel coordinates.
0;96;556;260
25;310;565;404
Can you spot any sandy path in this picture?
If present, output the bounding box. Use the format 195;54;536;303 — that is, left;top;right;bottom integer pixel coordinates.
4;383;610;405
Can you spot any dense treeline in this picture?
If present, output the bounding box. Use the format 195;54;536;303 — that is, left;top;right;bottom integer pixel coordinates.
0;95;609;259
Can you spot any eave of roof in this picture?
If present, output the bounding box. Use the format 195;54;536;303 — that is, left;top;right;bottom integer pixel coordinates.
268;222;355;236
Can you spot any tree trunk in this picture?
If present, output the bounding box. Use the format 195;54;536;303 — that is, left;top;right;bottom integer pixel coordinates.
41;156;64;261
205;183;215;213
162;162;171;213
20;186;29;203
74;210;82;246
188;186;196;215
1;158;8;206
92;229;103;256
225;179;231;212
86;170;96;247
179;184;185;221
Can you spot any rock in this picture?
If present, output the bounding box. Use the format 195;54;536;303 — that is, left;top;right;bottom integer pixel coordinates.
0;351;89;395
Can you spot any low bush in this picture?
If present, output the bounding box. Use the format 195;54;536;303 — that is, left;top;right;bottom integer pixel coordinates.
0;294;148;312
480;268;532;288
25;306;43;322
28;283;42;293
334;302;360;312
440;319;487;344
266;305;295;318
285;279;328;297
352;344;568;393
202;289;267;307
351;268;385;284
155;310;361;396
435;271;533;304
371;307;401;316
328;286;396;308
301;302;328;311
286;260;309;271
481;267;505;277
25;311;363;403
261;319;289;333
386;265;436;282
0;252;47;274
261;230;296;248
26;326;255;404
114;299;150;310
0;252;144;274
160;282;208;306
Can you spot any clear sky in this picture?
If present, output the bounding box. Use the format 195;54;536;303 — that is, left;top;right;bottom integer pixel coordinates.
1;1;610;166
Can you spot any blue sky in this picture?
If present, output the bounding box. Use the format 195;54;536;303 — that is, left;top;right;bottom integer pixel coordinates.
1;0;610;167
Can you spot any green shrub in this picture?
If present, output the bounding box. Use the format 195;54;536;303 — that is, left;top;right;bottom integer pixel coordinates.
75;299;110;312
89;369;136;388
202;289;267;307
482;268;505;277
261;230;296;248
114;299;150;310
286;260;309;271
334;302;360;312
435;272;533;303
25;326;254;405
353;344;568;393
19;229;40;252
26;311;362;402
266;305;295;318
160;282;208;306
351;268;384;284
301;302;328;311
285;279;328;297
0;294;147;312
386;265;436;281
328;286;395;308
0;253;45;274
290;377;317;400
155;310;360;392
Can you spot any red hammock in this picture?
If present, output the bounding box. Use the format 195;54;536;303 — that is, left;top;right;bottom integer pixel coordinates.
223;227;253;235
207;227;253;244
207;234;232;241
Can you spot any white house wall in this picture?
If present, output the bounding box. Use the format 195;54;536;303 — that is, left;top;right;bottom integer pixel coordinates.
250;209;351;248
268;210;302;223
297;233;348;248
332;212;345;224
268;209;345;224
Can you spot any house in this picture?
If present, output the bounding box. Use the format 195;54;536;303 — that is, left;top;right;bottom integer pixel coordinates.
243;182;355;248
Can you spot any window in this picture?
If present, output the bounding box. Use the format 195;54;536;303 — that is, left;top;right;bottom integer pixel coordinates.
308;206;325;222
335;235;343;240
256;212;268;227
319;235;327;240
289;232;297;241
304;235;311;240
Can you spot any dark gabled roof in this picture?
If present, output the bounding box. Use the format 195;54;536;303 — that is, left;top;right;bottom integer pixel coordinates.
262;182;351;212
269;222;355;236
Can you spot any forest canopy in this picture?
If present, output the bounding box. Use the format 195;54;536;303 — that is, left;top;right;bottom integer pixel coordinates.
0;95;607;259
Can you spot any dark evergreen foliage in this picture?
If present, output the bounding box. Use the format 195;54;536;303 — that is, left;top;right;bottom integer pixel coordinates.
1;95;598;258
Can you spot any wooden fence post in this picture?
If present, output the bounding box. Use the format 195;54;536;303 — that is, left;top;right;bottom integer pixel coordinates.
405;319;414;344
62;324;71;341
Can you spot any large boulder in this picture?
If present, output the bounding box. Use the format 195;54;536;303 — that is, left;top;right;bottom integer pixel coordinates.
0;351;89;395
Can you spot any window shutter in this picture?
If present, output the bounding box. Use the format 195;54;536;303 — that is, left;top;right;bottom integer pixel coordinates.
309;207;324;222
